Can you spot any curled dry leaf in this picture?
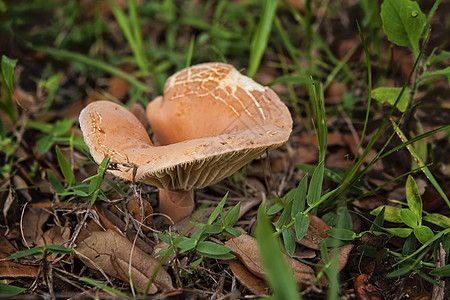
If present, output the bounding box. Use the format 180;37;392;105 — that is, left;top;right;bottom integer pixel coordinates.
354;274;383;300
228;259;270;297
76;229;173;294
295;214;330;250
315;244;354;286
225;233;315;289
127;196;154;233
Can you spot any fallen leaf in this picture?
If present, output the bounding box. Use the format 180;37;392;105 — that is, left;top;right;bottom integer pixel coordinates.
228;259;270;297
0;230;39;278
354;274;383;300
127;196;153;233
76;229;173;294
295;214;330;250
225;233;315;288
21;206;50;247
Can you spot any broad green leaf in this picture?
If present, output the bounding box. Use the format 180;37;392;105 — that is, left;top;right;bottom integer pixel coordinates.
338;207;353;231
371;205;402;223
400;209;418;228
36;135;55;155
255;209;301;300
282;227;296;257
276;199;293;229
370;206;385;231
406;176;422;225
423;213;450;228
294;213;309;241
267;202;283;215
325;228;356;241
291;175;308;216
380;0;426;57
403;234;417;255
203;223;222;234
223;227;242;237
429;265;450;277
307;160;324;206
196;241;231;256
47;169;65;194
371;87;410;112
55;146;75;186
208;192;228;225
385;227;413;238
177;238;197;252
413;225;434;244
387;265;413;278
223;202;240;228
0;281;26;296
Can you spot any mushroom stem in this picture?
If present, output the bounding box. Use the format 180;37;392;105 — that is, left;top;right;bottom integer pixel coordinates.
158;189;195;224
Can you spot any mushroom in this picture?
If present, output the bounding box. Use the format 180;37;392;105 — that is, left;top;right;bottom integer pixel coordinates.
79;62;292;223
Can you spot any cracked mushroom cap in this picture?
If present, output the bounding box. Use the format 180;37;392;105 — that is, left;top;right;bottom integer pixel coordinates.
79;63;292;191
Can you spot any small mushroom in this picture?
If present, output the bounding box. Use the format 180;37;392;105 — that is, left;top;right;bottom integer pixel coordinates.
79;62;292;223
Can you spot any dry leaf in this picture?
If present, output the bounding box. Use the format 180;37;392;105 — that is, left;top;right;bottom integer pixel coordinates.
76;229;173;294
22;206;50;247
295;214;330;250
354;274;382;300
228;259;270;297
0;230;39;278
127;196;153;232
225;234;315;288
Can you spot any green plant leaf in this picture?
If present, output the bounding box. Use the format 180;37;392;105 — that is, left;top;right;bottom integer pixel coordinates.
387;264;414;278
255;209;301;300
45;244;74;254
420;66;450;84
429;265;450;277
400;208;418;228
177;238;197;252
307;160;324;206
406;175;423;225
47;169;65;194
223;202;240;228
380;0;426;57
55;146;75;186
291;175;308;216
385;227;413;238
276;199;293;229
413;225;434;244
423;213;450;228
196;241;231;256
208;192;228;225
294;213;309;241
0;281;26;296
428;50;450;66
371;205;403;223
371;87;411;112
81;277;132;299
248;0;277;78
0;55;18;122
282;227;296;257
370;206;385;231
325;228;356;241
6;247;44;259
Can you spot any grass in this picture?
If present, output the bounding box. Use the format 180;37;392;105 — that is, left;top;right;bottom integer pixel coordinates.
0;0;449;298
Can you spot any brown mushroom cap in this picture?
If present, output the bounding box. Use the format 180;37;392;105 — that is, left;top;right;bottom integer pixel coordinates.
79;63;292;191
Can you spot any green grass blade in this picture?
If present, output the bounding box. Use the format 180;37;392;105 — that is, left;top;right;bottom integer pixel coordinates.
81;277;132;299
392;121;450;208
255;209;301;300
248;0;277;78
32;46;149;92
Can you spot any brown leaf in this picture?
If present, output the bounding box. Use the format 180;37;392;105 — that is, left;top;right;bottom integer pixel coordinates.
76;229;173;294
127;196;153;233
354;274;382;300
295;214;330;250
228;259;270;297
22;206;50;247
225;234;315;288
315;244;354;286
0;230;39;278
